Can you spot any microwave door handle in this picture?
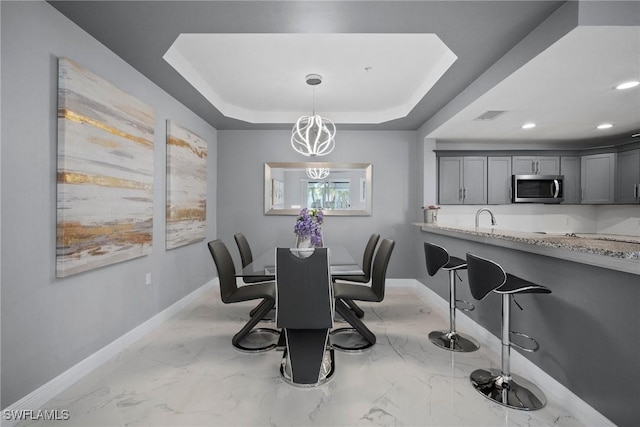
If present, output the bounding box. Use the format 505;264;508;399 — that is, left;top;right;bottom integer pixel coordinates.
553;179;559;198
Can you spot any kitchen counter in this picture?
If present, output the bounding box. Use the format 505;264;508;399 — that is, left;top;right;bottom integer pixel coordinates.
415;223;640;275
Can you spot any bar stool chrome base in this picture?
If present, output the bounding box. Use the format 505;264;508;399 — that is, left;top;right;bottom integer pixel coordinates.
470;368;546;411
330;327;374;352
429;330;479;352
233;328;280;353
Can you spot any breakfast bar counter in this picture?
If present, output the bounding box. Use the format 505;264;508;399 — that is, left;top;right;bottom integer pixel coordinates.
414;223;640;275
414;223;640;425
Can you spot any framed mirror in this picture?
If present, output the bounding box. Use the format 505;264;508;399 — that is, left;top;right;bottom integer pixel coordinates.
264;162;372;216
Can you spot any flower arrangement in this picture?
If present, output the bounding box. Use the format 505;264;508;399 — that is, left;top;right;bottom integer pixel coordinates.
294;208;324;247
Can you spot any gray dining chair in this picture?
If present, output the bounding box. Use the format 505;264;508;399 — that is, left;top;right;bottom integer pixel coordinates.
332;233;380;318
276;247;335;386
234;232;277;320
331;238;395;351
234;233;274;284
207;239;279;353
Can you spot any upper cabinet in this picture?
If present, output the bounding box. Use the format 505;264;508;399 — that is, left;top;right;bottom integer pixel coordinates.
581;153;616;204
436;146;638;206
512;156;560;175
560;156;580;204
488;157;512;204
616;149;640;204
438;156;487;205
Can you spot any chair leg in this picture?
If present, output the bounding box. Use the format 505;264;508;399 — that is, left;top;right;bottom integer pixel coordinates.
330;299;376;351
470;294;546;410
280;329;334;386
249;299;275;321
232;298;279;353
429;270;479;352
344;299;365;318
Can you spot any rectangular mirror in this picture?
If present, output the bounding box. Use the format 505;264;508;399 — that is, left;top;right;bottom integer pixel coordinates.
264;162;372;216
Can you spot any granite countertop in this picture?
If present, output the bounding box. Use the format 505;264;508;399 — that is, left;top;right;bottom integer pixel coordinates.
415;223;640;262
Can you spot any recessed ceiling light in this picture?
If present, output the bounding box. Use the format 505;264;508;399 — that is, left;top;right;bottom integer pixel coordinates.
615;81;640;90
521;123;536;129
597;123;613;130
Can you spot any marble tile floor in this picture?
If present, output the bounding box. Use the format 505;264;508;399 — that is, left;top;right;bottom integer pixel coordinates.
18;285;585;427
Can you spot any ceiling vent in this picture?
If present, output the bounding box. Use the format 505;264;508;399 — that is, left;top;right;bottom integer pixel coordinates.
474;110;507;121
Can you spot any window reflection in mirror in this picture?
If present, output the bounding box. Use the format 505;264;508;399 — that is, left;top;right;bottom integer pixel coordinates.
264;162;372;216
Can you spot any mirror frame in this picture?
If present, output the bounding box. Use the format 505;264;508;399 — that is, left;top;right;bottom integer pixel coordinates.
264;162;372;216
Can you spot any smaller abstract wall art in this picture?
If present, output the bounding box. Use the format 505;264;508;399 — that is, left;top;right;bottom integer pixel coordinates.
57;58;155;277
166;121;207;249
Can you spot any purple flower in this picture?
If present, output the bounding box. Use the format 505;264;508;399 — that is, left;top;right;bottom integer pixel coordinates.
294;208;324;246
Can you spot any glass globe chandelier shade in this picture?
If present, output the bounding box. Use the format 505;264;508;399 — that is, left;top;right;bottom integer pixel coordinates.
306;167;330;180
291;115;336;157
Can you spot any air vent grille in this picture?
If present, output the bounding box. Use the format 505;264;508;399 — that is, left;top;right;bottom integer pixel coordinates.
474;110;507;121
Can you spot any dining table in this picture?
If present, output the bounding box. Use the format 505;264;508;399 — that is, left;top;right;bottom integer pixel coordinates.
237;245;364;279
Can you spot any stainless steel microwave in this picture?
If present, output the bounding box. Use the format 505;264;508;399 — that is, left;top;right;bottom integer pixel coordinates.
512;175;564;203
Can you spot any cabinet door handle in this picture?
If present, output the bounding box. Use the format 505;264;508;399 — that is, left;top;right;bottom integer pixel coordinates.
463;188;467;199
459;188;462;201
532;160;536;173
635;183;639;200
581;188;584;201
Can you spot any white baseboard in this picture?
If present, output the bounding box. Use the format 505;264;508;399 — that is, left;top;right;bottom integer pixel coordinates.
1;279;217;427
411;279;615;427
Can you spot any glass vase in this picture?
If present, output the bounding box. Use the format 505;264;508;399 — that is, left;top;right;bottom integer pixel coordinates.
295;234;313;249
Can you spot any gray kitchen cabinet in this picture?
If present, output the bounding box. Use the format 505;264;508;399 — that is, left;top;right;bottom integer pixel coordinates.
581;153;616;204
616;148;640;204
438;156;487;205
560;156;580;204
512;156;560;175
488;157;512;204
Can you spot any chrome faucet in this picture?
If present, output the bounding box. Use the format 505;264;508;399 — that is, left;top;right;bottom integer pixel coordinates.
475;208;497;229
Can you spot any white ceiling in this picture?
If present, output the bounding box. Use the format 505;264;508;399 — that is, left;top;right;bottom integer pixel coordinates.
48;0;640;145
430;26;640;144
163;33;457;124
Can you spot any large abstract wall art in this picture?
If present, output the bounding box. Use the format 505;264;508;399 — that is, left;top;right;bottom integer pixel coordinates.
166;121;207;249
56;58;155;277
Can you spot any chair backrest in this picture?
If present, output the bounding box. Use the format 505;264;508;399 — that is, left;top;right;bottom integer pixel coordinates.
207;240;239;303
370;239;395;301
423;242;450;276
465;252;507;300
275;247;333;330
233;233;253;268
361;233;381;281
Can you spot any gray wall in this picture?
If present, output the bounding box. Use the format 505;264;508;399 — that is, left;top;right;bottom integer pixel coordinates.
217;129;420;278
1;1;217;408
414;232;639;426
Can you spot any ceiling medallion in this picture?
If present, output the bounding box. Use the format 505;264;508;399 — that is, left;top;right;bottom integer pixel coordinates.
291;74;336;157
306;168;330;180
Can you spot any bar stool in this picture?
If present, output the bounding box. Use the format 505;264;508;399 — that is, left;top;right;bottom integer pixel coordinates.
424;242;479;352
466;252;551;411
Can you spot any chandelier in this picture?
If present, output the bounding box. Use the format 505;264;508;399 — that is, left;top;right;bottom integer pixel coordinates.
291;74;336;157
306;168;330;180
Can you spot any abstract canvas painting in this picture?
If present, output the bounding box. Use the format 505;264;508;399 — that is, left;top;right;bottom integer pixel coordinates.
166;121;207;249
57;58;155;277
